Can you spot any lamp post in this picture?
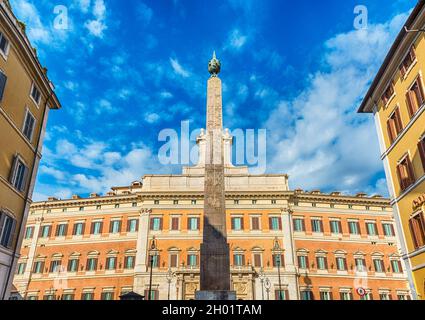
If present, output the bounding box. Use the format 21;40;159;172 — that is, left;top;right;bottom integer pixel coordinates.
273;237;283;300
148;236;157;300
166;268;176;300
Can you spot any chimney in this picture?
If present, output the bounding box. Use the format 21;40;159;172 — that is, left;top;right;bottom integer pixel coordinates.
90;193;100;198
48;197;58;201
72;195;80;200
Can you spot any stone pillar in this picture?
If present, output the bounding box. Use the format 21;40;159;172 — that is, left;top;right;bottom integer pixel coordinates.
133;208;151;294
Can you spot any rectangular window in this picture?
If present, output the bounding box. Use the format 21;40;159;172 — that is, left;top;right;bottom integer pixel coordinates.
169;254;178;268
336;257;347;271
233;254;245;266
272;254;284;268
409;212;425;249
25;226;34;239
127;219;138;232
419;135;425;171
382;223;395;237
10;157;28;192
109;220;121;233
150;254;160;268
150;217;163;231
30;83;41;105
275;290;288;300
55;224;67;237
391;260;402;273
400;46;416;77
381;82;395;106
373;259;385;273
340;292;352;300
348;221;360;235
0;214;16;248
188;217;200;231
253;253;262;267
171;217;179;231
44;294;55;301
397;155;416;191
231;217;243;231
316;256;328;270
366;222;378;236
355;258;366;272
67;259;79;272
298;256;308;269
269;217;282;231
124;256;135;269
144;290;159;300
49;260;61;273
311;219;323;233
406;76;425;117
301;291;313;300
91;221;103;235
387;107;403;144
86;258;98;271
73;223;84;236
187;254;198;267
23;110;36;141
330;220;342;234
293;218;305;232
0;70;7;100
106;257;116;270
81;292;94;300
0;31;9;56
17;263;26;275
101;292;114;300
251;217;260;230
33;261;44;274
320;291;332;300
40;225;51;238
62;294;74;300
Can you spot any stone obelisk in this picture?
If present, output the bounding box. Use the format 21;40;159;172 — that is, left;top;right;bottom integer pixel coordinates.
195;52;236;300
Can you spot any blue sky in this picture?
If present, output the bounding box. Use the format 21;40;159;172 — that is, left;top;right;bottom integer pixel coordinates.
10;0;418;200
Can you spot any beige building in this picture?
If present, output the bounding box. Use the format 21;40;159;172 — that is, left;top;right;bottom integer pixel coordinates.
359;0;425;299
0;0;61;299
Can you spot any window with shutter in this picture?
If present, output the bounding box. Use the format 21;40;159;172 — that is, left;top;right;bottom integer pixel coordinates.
0;71;6;100
30;83;41;105
253;253;262;267
171;217;179;231
23;110;36;141
418;136;425;171
381;83;395;106
0;214;16;248
409;212;425;249
170;254;178;268
397;156;415;191
399;46;416;77
10;157;28;192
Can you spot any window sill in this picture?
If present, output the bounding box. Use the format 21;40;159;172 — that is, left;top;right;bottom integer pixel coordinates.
383;93;396;110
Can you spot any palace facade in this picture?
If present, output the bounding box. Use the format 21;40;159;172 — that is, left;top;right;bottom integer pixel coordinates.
12;165;411;300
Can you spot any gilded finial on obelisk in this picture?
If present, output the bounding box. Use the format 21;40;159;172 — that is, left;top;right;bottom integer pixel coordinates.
208;51;221;77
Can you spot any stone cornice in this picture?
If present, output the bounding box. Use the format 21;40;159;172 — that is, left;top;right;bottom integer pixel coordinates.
293;192;390;206
30;194;141;210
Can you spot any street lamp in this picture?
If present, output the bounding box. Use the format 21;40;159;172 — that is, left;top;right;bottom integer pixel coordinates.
166;268;176;300
273;237;283;300
264;278;271;300
148;236;157;300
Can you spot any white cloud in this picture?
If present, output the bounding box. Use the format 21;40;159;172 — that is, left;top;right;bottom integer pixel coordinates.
10;0;50;44
137;2;153;25
95;99;118;114
264;12;410;195
76;0;91;13
39;165;65;180
170;58;190;78
228;29;248;50
84;0;108;38
145;112;160;124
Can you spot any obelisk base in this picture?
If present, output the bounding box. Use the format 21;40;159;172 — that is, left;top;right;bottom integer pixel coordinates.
195;291;237;300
